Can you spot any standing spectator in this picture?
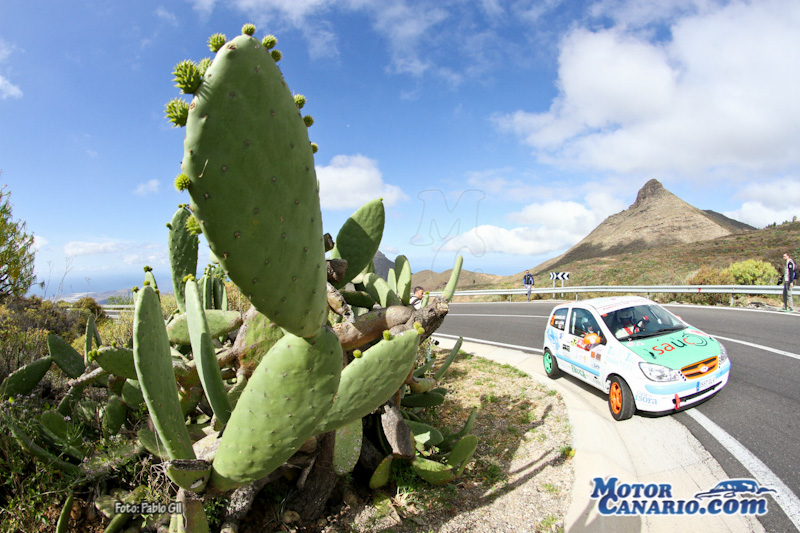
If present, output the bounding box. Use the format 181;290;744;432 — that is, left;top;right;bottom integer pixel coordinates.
782;253;795;311
409;286;425;309
522;270;535;302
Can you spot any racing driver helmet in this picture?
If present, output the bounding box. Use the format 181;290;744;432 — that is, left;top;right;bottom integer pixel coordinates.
617;308;635;326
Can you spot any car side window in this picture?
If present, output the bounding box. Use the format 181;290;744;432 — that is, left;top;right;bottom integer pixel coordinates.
550;308;567;330
570;309;601;337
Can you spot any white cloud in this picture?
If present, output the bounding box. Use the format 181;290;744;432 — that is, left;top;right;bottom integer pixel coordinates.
494;0;800;177
724;177;800;227
32;236;48;251
439;186;627;256
0;39;22;99
0;75;22;99
155;7;179;26
317;154;408;209
134;179;160;196
65;241;128;256
440;224;579;256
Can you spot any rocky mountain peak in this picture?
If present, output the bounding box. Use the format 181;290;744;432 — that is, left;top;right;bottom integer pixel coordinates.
631;178;667;208
533;178;753;273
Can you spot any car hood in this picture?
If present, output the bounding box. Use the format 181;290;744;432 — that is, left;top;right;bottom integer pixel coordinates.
619;329;721;369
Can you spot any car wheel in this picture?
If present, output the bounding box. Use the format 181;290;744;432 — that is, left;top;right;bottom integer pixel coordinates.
608;376;635;421
543;349;561;379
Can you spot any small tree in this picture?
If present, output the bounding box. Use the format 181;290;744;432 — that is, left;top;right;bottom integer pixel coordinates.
0;185;37;302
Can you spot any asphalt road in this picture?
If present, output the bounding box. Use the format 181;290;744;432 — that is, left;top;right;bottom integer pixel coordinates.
437;300;800;532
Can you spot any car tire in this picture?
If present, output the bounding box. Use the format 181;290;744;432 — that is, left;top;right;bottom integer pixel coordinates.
543;349;561;379
608;375;635;421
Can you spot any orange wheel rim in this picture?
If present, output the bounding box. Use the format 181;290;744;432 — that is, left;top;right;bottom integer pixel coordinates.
610;383;622;413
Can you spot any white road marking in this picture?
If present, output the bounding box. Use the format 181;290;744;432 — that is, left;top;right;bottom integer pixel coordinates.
687;409;800;530
712;335;800;361
447;313;550;318
432;333;542;353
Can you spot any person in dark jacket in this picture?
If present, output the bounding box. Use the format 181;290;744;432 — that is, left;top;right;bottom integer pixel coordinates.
783;253;795;311
522;270;534;302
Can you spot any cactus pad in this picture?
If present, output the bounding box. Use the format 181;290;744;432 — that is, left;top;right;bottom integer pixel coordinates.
180;32;327;338
210;326;342;491
315;328;419;434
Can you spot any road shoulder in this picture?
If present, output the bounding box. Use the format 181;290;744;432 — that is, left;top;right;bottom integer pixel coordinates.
433;336;765;533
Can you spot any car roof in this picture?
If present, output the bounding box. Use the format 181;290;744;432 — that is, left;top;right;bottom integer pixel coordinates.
553;296;654;314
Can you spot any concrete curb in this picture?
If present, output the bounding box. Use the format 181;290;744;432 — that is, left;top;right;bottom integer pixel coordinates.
432;336;765;533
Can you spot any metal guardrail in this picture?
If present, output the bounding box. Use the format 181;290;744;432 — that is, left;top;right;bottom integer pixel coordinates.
430;284;785;305
99;304;134;320
97;285;784;318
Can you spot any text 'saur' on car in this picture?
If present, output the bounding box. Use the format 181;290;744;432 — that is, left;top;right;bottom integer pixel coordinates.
542;296;730;421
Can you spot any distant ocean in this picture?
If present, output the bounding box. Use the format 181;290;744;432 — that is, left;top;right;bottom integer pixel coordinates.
27;272;175;302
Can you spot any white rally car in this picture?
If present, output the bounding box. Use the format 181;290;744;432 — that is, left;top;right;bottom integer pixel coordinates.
543;296;730;421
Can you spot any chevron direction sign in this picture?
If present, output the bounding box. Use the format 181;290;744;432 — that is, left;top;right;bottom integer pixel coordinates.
550;272;570;281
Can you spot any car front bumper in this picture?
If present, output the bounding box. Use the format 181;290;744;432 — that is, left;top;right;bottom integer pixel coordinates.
632;359;731;412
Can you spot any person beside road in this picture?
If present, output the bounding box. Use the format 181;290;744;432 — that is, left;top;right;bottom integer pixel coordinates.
409;286;425;309
782;252;795;312
523;270;535;301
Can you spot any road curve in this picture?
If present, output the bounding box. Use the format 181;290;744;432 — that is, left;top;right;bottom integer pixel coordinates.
435;300;800;532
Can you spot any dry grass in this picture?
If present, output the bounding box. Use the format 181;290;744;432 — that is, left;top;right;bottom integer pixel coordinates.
322;350;574;533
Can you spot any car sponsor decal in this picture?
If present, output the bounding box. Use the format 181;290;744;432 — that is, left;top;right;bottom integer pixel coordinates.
624;330;719;369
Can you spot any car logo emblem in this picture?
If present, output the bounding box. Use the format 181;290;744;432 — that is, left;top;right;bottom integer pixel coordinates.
700;365;709;373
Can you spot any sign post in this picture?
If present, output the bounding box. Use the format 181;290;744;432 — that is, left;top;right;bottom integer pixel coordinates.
550;272;570;299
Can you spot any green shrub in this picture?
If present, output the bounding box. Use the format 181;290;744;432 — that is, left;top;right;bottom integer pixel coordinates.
723;259;779;286
0;296;81;382
686;266;734;305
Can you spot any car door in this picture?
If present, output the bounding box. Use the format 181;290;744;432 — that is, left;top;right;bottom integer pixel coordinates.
563;307;604;387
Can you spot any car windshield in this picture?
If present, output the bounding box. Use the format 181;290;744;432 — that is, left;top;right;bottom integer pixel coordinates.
601;303;685;341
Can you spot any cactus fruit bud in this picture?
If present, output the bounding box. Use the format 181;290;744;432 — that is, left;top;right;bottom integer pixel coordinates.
241;23;256;36
165;97;189;127
143;280;151;286
173;60;202;94
185;215;202;236
311;142;318;154
166;223;172;229
132;286;139;292
208;33;227;52
353;350;362;359
270;49;282;62
294;94;306;109
182;274;195;283
144;266;153;273
262;35;277;49
382;330;392;341
303;115;314;127
174;174;191;191
197;57;212;77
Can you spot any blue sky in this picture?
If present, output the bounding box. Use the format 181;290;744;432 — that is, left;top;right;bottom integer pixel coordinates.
1;0;799;297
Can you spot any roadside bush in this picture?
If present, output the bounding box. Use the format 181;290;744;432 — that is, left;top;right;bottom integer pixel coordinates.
723;259;779;286
686;265;734;305
0;296;81;382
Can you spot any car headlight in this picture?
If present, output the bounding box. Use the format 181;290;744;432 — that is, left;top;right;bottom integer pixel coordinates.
718;342;728;365
639;362;683;382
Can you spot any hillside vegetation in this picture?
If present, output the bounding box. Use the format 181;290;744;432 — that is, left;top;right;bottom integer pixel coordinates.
412;222;800;293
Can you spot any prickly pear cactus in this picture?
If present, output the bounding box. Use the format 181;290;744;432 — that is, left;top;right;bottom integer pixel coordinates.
210;326;342;491
168;205;199;313
176;29;327;338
